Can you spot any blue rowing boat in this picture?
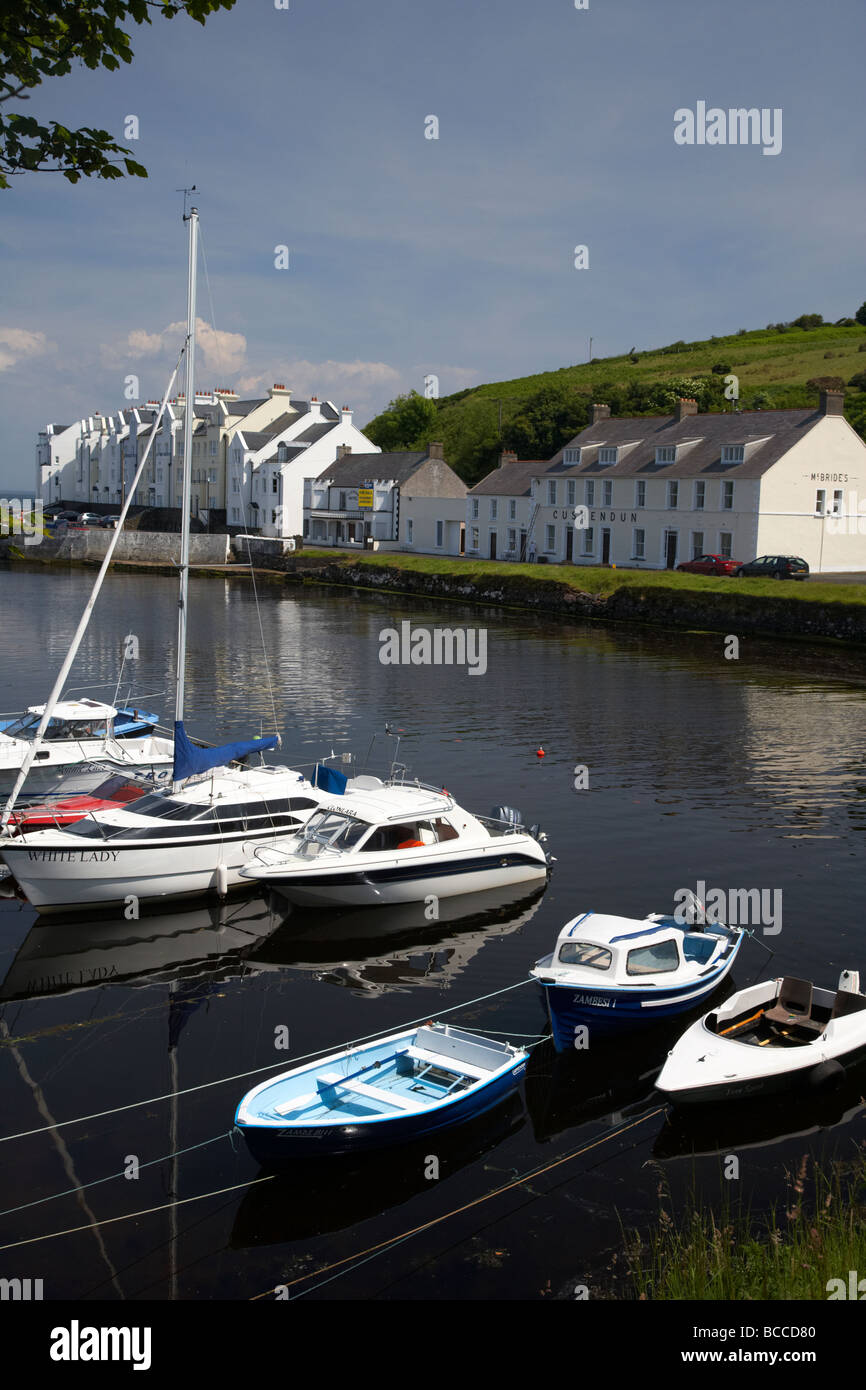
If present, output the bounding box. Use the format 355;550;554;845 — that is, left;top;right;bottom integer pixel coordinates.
234;1023;528;1161
530;910;743;1050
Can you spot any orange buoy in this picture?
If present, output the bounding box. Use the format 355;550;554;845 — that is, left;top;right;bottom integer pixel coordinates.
536;747;545;758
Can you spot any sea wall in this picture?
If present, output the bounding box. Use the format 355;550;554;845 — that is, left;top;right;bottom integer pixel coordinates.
3;530;231;565
277;558;866;644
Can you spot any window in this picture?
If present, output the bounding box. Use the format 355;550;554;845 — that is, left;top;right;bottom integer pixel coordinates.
635;480;646;508
598;447;617;466
719;531;732;559
232;477;239;493
509;499;516;520
210;440;217;456
602;480;612;507
668;481;679;509
407;519;414;544
558;941;612;969
584;480;595;507
566;480;576;506
815;488;826;514
626;940;679;975
547;481;557;505
694;480;705;510
490;499;498;519
339;491;347;509
271;509;277;525
231;507;240;522
545;524;555;551
507;527;517;552
721;445;745;464
655;446;676;464
581;526;594;556
691;531;704;559
633;528;645;559
470;526;479;550
833;489;843;515
471;498;479;519
563;447;581;465
273;476;279;495
722;480;734;510
435;519;444;547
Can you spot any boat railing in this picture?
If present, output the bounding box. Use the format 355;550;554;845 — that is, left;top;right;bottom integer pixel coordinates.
477;813;525;836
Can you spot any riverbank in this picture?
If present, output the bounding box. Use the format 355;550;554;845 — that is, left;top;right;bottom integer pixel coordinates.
5;540;866;644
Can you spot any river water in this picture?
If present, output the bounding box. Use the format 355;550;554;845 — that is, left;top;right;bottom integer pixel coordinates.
0;565;865;1300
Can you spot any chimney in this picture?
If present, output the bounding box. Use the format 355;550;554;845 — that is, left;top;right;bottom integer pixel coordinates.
819;388;844;416
427;441;444;460
341;404;353;424
675;398;699;421
269;384;291;400
499;450;518;467
591;403;610;424
308;395;321;419
337;444;352;459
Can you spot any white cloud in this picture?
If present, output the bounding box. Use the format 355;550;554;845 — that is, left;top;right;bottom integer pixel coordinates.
0;327;51;372
121;318;248;378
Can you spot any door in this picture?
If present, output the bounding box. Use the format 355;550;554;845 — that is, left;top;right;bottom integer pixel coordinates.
519;529;527;561
665;530;678;568
601;528;611;565
489;531;497;560
565;527;574;562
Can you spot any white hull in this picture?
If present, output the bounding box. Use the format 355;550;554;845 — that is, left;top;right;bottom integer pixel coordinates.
1;824;306;912
244;837;549;907
0;736;173;800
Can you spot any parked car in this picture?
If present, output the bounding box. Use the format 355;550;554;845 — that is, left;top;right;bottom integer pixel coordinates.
100;515;122;529
75;512;104;526
734;555;810;581
676;553;740;576
54;509;82;522
45;516;70;533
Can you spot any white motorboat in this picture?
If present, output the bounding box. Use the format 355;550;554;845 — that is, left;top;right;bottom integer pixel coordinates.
239;779;551;907
0;764;340;913
0;699;174;798
655;970;866;1106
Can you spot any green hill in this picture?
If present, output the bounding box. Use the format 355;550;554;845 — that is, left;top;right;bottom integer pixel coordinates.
364;316;866;486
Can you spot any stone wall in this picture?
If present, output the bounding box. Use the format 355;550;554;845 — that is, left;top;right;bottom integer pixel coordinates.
8;530;231;565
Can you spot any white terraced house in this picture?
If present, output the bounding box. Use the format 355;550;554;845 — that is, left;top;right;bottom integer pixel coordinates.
304;444;467;554
468;391;866;574
466;452;548;561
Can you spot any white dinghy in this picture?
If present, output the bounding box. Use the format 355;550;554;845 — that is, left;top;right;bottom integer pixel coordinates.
656;970;866;1106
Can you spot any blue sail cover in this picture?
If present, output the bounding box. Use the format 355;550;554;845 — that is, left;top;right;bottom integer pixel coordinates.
312;763;348;794
172;720;279;783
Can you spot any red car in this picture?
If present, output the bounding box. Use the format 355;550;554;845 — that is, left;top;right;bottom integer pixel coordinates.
676;553;740;576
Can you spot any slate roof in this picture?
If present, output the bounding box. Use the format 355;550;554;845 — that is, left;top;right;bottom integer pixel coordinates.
469;460;547;497
315;451;428;486
228;398;267;417
539;407;827;481
291;420;338;445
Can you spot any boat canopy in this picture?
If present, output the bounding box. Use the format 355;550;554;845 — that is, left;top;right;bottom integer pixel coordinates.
172;720;279;782
28;700;118;722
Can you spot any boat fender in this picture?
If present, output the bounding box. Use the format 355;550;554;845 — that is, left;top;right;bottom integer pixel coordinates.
215;862;229;898
809;1060;844;1093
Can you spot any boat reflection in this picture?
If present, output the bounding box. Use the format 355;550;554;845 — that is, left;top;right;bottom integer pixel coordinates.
230;1091;526;1246
248;883;548;995
0;892;285;1001
653;1060;866;1160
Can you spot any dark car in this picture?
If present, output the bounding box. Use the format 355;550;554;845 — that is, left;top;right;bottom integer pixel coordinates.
734;555;810;581
54;509;82;522
676;553;740;576
100;515;122;529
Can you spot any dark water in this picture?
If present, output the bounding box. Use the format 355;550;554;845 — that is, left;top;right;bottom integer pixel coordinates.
1;565;865;1301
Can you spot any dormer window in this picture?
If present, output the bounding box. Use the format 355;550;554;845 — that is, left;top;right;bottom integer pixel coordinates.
598;447;617;466
563;447;581;465
721;445;745;465
655;446;676;465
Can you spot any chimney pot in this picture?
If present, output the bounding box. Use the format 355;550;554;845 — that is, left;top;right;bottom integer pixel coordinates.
674;397;699;421
591;403;611;424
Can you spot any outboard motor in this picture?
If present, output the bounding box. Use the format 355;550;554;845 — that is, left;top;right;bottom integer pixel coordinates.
490;805;522;830
529;823;547;843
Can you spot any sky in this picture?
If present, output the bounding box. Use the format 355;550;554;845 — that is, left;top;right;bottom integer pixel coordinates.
1;0;864;491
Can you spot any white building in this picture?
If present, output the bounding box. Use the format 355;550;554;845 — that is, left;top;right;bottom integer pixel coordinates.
466;452;547;561
468;392;866;573
304;445;466;554
228;394;378;537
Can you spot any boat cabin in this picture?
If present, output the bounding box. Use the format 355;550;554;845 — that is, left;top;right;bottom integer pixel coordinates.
536;911;729;985
1;700;118;742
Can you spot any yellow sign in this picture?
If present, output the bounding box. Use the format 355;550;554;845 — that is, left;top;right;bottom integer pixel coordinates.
357;488;374;508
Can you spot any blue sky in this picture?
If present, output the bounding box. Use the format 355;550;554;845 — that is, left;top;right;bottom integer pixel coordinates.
2;0;864;490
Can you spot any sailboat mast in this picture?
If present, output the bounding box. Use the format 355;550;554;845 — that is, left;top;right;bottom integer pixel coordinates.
175;206;198;741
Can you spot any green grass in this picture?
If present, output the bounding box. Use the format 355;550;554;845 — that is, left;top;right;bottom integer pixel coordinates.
294;550;866;606
623;1153;866;1301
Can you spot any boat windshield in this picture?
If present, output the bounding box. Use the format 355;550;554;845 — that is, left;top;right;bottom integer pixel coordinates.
112;793;207;821
297;812;372;855
3;714;107;740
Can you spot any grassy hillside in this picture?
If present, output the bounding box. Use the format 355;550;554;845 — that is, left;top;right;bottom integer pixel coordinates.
365;318;866;485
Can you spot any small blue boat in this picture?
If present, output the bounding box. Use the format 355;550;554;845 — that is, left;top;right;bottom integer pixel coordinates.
531;911;743;1051
235;1023;528;1162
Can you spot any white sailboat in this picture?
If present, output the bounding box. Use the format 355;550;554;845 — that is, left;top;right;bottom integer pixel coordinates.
0;207;336;913
0;699;174;799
